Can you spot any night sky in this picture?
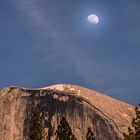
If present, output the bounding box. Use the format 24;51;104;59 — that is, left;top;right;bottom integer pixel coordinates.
0;0;140;105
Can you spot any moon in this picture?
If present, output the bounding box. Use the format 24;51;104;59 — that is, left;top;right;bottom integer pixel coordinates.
87;14;99;24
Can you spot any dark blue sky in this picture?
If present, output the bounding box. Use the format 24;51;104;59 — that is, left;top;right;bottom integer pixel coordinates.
0;0;140;105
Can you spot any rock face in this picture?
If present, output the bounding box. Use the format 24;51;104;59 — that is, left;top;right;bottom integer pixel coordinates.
0;84;135;140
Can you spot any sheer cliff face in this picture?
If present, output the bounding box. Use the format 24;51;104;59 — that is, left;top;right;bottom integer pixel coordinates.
0;84;135;140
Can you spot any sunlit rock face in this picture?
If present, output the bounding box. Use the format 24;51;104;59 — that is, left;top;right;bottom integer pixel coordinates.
0;84;135;140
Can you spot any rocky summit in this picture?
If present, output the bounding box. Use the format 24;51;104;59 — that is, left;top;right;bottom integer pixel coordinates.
0;84;135;140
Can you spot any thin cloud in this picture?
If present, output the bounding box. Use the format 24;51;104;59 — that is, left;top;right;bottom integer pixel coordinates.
13;0;104;86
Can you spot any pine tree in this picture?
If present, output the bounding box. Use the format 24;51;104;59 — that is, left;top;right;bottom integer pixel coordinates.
29;103;47;140
86;127;95;140
55;117;77;140
123;104;140;140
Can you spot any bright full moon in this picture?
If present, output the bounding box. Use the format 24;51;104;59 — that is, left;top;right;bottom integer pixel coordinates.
87;14;99;24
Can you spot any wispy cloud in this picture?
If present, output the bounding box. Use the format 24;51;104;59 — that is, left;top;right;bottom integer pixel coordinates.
13;0;103;86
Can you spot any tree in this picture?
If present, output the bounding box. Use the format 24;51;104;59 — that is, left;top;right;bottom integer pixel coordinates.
55;117;77;140
86;127;95;140
123;104;140;140
29;103;47;140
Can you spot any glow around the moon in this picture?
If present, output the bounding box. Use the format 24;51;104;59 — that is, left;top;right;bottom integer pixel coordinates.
87;14;99;24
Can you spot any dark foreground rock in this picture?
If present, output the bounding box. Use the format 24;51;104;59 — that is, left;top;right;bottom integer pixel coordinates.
0;84;135;140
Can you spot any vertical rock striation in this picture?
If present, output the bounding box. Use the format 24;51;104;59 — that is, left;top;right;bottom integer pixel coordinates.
0;84;135;140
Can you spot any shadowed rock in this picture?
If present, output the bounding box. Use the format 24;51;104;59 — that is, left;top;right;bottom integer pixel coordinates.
0;84;135;140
